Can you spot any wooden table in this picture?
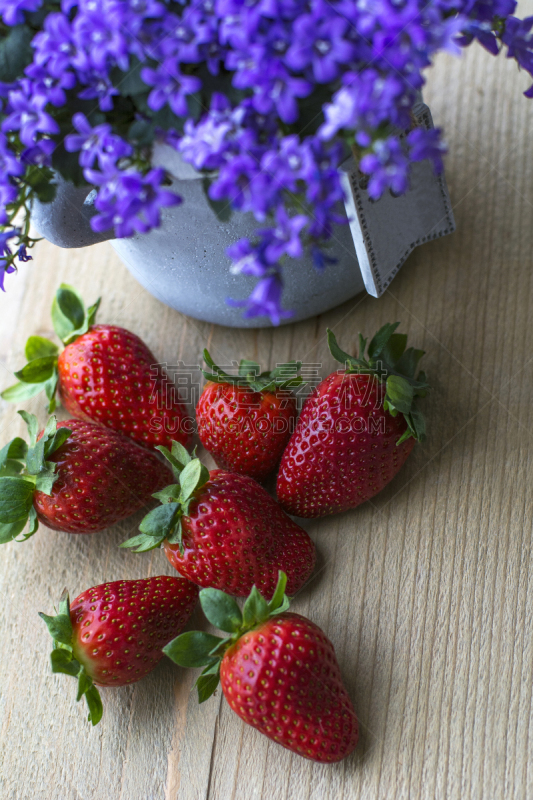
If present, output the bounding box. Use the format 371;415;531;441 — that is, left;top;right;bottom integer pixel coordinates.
2;35;533;800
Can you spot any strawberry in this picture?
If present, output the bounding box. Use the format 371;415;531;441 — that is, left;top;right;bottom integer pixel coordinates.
121;442;315;597
276;323;429;517
1;283;191;450
196;350;303;482
39;575;199;724
0;412;171;541
165;572;359;763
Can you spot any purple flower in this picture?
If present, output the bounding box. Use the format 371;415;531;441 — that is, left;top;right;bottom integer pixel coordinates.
0;229;19;291
2;88;59;147
360;137;411;199
228;238;270;277
20;138;55;166
17;244;32;262
311;245;337;271
502;16;533;94
25;63;76;107
286;12;355;83
77;75;119;111
141;64;202;117
228;272;293;324
90;168;181;238
65;113;132;169
260;208;308;261
0;0;42;26
407;127;446;173
0;134;24;179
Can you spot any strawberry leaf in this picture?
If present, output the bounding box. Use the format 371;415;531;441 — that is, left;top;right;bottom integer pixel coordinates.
14;356;56;384
202;349;304;392
179;459;209;502
242;585;269;627
0;437;27;470
85;684;103;726
139;502;179;538
156;445;188;479
196;662;221;703
120;533;163;552
50;648;80;677
51;284;100;346
267;571;288;614
18;410;38;446
1;381;45;403
163;631;224;667
0;518;28;544
52;284;85;341
24;336;59;362
367;322;401;359
385;375;414;415
152;484;181;503
38;610;73;648
199;587;243;633
0;477;34;523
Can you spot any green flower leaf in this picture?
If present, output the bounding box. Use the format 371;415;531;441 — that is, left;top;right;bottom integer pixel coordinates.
163;631;224;668
0;477;34;523
199;587;243;633
14;356;56;384
24;336;59;362
0;24;35;82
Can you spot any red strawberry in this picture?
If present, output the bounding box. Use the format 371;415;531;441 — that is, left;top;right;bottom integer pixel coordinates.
165;572;359;763
121;442;315;597
0;412;171;542
196;350;302;481
1;284;191;450
277;324;429;517
39;575;199;724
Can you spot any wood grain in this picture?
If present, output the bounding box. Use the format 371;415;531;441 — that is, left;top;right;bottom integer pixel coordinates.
2;22;533;799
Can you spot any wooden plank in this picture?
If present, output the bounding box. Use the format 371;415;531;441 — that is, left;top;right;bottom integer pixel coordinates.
2;22;533;799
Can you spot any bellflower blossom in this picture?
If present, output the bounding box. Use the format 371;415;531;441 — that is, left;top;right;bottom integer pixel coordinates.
0;0;531;321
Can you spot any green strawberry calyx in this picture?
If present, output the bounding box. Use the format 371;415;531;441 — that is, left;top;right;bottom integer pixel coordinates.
0;284;100;413
327;323;429;444
202;349;304;393
0;412;72;545
38;590;103;726
164;571;290;703
120;441;210;556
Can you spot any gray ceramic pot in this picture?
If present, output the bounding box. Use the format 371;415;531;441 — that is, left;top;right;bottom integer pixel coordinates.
32;100;455;328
